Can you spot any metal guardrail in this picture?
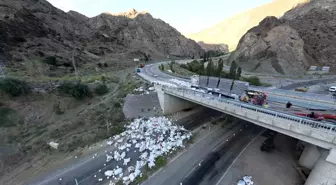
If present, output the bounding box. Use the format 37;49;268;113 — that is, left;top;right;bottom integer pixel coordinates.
163;86;336;136
249;87;336;104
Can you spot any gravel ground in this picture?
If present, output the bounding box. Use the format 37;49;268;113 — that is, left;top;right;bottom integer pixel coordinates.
217;133;303;185
123;92;162;119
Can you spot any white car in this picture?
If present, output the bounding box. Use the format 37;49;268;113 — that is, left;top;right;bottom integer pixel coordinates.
329;86;336;92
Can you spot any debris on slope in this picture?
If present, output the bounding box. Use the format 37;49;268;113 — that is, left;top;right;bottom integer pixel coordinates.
102;117;192;184
169;79;191;88
237;176;254;185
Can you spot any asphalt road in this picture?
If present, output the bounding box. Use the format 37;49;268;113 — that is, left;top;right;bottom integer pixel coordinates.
25;110;222;185
142;123;261;185
141;62;336;111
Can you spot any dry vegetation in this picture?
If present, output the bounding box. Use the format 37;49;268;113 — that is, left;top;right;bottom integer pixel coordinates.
0;58;149;182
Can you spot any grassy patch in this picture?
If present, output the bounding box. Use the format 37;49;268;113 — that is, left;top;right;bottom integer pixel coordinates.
163;63;196;77
94;84;109;95
0;78;30;96
58;82;92;100
0;107;23;127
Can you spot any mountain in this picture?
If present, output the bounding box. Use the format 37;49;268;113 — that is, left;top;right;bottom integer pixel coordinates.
229;0;336;75
197;42;229;53
186;0;307;51
0;0;203;75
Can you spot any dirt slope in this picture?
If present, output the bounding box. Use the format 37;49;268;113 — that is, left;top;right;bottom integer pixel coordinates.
186;0;307;51
0;0;204;74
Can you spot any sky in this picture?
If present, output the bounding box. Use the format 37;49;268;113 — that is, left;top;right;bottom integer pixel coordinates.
47;0;274;34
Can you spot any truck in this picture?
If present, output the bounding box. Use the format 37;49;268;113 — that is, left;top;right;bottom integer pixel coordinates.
139;63;145;68
190;75;200;88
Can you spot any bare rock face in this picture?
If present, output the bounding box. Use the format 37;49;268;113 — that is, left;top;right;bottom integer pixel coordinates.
197;42;229;53
0;0;203;72
230;0;336;75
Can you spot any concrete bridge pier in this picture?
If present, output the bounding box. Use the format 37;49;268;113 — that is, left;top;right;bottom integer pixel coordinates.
155;85;196;115
304;149;336;185
299;143;320;170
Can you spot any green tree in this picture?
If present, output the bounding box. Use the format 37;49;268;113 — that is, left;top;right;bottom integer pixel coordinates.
216;59;224;77
202;53;206;63
200;62;205;75
236;67;242;80
169;62;175;73
229;61;237;79
206;61;214;76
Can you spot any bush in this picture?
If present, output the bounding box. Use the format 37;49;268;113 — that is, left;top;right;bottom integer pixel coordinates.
243;76;262;86
0;78;30;97
58;82;91;100
0;107;23;127
71;83;91;100
94;84;109;95
44;56;57;66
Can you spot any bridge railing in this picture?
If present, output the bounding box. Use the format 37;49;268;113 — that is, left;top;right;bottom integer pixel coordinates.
249;86;336;105
163;86;336;136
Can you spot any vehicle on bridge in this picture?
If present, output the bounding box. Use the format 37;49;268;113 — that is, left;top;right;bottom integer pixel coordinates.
241;90;267;106
294;112;326;121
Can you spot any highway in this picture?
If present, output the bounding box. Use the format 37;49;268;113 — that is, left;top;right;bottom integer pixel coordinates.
141;62;336;111
24;110;223;185
142;123;261;185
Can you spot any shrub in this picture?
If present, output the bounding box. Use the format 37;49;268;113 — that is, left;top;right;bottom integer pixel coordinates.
44;56;57;66
103;63;108;67
0;78;30;96
0;107;23;127
71;83;91;100
243;76;262;86
97;63;102;68
94;84;109;95
58;82;91;100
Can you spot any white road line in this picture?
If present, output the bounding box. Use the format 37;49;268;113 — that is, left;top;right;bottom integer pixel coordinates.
185;164;198;178
144;127;220;183
215;130;263;185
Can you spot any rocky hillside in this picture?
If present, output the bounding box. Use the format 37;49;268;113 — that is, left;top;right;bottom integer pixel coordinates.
197;42;229;53
229;0;336;75
0;0;203;74
186;0;307;51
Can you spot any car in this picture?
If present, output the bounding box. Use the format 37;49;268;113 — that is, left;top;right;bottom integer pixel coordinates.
329;86;336;92
152;74;158;77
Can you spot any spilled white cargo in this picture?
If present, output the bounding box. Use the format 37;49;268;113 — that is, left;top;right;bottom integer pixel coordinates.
103;117;192;184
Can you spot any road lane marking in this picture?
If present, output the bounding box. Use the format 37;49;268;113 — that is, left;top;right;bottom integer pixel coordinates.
215;130;263;185
185;164;198;178
143;126;221;184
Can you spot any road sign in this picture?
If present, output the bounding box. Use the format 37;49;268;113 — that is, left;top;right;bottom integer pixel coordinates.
322;66;330;72
309;66;317;71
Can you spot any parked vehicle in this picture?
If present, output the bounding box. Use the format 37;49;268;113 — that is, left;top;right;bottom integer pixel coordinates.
139;63;145;68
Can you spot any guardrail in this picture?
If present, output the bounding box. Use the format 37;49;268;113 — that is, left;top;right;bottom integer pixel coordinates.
249;86;336;107
163;86;336;136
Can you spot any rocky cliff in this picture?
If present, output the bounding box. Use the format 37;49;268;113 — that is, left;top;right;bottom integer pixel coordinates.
229;0;336;75
197;42;229;53
187;0;307;51
0;0;203;74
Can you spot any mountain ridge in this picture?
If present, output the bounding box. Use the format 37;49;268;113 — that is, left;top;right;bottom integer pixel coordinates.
229;0;336;75
186;0;308;51
0;1;203;76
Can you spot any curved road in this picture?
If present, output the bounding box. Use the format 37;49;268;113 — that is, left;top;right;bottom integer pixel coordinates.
141;62;336;110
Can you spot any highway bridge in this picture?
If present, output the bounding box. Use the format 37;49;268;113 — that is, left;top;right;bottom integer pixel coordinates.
139;61;336;185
